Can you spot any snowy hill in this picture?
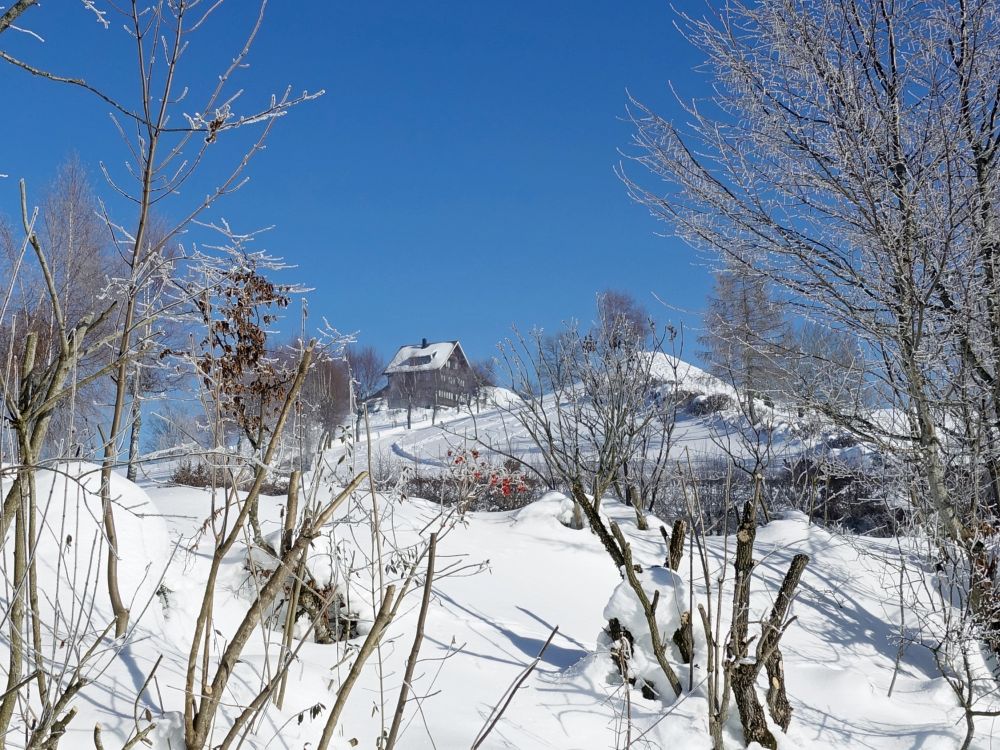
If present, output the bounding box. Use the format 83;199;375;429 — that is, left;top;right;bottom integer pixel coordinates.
342;353;860;486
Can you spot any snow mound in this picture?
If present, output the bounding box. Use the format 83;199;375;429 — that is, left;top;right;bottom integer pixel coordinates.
600;564;689;701
482;385;521;408
1;462;172;625
147;711;184;748
646;351;733;395
513;491;579;528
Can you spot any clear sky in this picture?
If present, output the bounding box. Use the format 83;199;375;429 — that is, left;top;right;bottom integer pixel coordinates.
0;1;713;365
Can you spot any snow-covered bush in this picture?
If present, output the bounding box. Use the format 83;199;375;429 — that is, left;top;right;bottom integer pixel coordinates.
599;565;689;700
689;392;734;416
247;529;374;644
514;491;583;528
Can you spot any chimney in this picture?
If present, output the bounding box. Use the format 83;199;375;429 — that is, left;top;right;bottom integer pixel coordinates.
421;337;428;348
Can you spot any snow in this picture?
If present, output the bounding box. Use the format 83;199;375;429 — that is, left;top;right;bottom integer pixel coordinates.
0;466;987;748
646;351;732;395
350;352;817;478
0;461;172;629
513;490;579;528
0;360;991;749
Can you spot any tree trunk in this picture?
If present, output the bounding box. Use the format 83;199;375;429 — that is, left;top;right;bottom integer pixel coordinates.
761;553;808;731
126;400;141;483
668;518;686;571
0;468;28;736
672;611;694;664
729;484;777;748
731;663;776;750
765;651;792;732
572;482;625;569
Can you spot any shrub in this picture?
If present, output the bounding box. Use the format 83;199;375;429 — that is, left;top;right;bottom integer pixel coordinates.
404;450;544;512
689;392;733;415
171;458;289;495
171;459;216;487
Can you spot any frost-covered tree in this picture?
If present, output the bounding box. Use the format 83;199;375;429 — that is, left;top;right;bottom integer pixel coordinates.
301;354;351;443
0;158;121;453
623;0;1000;538
623;0;1000;741
778;320;866;412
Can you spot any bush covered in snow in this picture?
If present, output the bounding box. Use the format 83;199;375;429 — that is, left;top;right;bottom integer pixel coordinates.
689;392;735;416
599;564;691;701
247;529;375;644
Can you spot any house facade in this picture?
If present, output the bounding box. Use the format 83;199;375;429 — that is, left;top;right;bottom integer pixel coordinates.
383;339;475;410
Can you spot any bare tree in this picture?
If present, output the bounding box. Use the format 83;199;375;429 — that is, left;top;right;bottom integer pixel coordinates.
495;319;685;681
472;358;497;389
469;357;497;412
300;354;351;447
535;329;578;395
75;1;317;638
0;157;119;454
347;344;385;402
347;344;385;438
597;289;653;348
622;0;1000;740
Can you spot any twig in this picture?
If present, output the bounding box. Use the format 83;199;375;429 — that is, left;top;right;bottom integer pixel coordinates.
385;533;437;749
316;584;398;750
471;625;559;750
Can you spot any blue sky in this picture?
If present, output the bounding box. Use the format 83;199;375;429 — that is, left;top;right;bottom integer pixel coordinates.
0;1;713;365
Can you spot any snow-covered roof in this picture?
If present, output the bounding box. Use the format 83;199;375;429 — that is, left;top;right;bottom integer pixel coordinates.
384;340;467;375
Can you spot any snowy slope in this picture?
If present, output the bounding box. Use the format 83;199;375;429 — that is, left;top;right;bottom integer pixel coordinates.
0;465;977;749
0;357;979;749
345;365;811;480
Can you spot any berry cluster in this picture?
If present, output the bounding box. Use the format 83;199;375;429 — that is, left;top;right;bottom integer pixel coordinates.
446;449;528;497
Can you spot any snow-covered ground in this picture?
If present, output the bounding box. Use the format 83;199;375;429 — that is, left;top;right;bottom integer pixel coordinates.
0;460;984;749
0;361;983;749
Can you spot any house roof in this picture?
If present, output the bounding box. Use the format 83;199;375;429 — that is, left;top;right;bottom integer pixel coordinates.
384;340;469;374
